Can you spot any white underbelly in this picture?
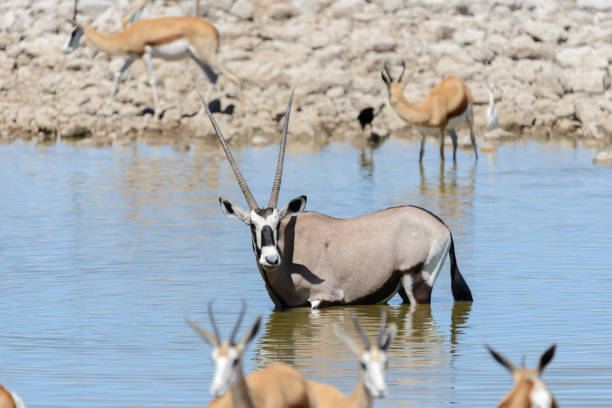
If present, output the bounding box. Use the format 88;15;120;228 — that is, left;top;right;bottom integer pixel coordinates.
417;105;470;135
149;39;191;60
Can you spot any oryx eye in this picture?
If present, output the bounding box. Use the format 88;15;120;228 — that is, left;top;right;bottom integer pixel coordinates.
360;362;366;370
232;359;239;367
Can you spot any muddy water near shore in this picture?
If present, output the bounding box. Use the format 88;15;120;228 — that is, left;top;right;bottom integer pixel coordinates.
1;139;611;407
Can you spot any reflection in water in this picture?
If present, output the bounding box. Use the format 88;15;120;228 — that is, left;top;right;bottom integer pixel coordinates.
254;304;471;392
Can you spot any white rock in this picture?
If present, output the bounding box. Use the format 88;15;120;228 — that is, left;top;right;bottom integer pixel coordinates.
593;150;612;165
330;0;364;18
577;0;612;10
556;46;608;70
231;0;256;20
563;69;608;94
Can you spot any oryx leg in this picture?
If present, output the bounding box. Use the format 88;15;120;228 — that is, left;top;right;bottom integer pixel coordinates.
143;47;160;115
467;108;478;160
400;236;451;304
419;132;426;162
105;55;137;115
448;129;458;162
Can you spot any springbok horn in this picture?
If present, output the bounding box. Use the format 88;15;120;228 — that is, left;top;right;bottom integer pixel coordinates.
198;91;259;210
207;301;221;344
229;300;247;345
398;60;406;82
376;308;388;348
351;312;371;349
268;90;294;208
383;61;393;82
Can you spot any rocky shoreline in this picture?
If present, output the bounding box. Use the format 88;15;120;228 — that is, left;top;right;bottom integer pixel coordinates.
1;0;611;151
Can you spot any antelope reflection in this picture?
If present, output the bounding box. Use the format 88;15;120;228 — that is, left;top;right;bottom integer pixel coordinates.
252;304;471;379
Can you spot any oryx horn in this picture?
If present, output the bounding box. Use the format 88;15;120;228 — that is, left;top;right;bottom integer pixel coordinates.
351;312;371;349
207;301;221;344
229;300;247;344
268;89;294;208
376;308;387;348
73;0;78;20
198;91;259;210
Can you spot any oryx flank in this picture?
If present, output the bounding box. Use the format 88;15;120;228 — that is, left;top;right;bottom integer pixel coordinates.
186;302;316;408
487;344;558;408
200;90;473;310
308;309;397;408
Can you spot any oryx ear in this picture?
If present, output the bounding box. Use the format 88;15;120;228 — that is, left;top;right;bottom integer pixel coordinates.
239;316;261;349
537;344;556;375
379;323;397;352
219;197;250;224
486;345;515;374
279;195;307;220
333;323;363;356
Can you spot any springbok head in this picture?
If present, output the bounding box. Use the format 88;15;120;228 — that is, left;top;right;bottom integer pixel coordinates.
334;309;397;399
63;0;84;54
199;91;307;270
186;301;262;398
486;344;558;408
380;61;406;100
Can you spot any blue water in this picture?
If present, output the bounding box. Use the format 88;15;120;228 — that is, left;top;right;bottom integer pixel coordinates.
0;139;610;407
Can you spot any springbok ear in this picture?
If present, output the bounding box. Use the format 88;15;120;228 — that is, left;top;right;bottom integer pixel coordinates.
486;345;515;373
333;323;363;356
380;323;397;351
537;344;556;375
279;195;307;219
239;316;261;349
219;197;250;224
186;318;218;347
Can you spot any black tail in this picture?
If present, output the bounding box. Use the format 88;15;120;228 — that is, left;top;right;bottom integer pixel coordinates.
449;235;473;302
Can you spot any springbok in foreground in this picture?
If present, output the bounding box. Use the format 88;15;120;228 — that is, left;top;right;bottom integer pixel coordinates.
381;61;478;162
0;384;26;408
121;0;201;28
308;310;397;408
63;0;242;115
486;344;558;408
200;90;473;310
186;302;316;408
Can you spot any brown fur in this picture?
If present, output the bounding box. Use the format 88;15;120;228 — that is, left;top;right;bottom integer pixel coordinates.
209;364;316;408
80;17;219;56
0;385;16;408
388;76;472;129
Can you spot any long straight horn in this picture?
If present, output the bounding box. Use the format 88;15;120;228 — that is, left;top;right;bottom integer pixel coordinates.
230;300;247;345
198;91;259;210
376;308;387;348
268;90;294;208
73;0;78;20
207;301;221;344
351;312;371;349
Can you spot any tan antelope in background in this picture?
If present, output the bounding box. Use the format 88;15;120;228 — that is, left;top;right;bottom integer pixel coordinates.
0;384;26;408
63;0;243;116
308;310;397;408
121;0;201;28
199;90;473;310
486;344;558;408
381;61;478;162
186;302;316;408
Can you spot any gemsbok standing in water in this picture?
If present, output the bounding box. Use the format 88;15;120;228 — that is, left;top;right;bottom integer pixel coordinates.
486;344;558;408
381;61;478;162
186;302;316;408
308;309;397;408
200;90;473;310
